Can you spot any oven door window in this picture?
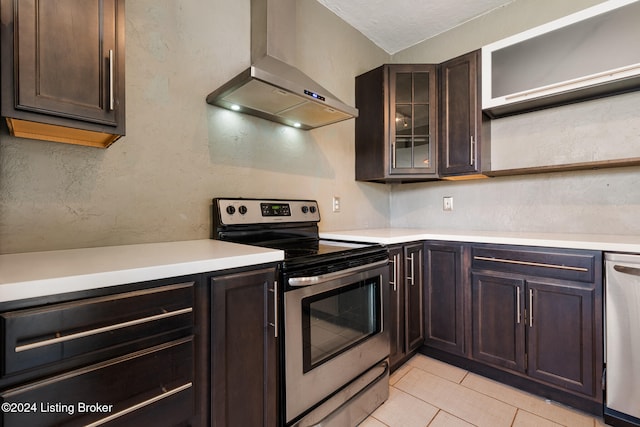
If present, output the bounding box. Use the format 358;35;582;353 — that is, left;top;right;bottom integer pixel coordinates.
301;276;381;372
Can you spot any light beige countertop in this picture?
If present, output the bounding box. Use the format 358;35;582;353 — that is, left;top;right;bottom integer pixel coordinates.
0;239;283;303
3;230;638;304
320;228;640;253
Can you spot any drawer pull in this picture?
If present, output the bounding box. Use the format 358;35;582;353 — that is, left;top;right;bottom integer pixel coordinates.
84;382;192;427
473;256;588;272
390;254;398;292
503;63;640;101
269;281;278;338
15;307;193;353
407;253;415;285
516;287;521;324
108;49;115;111
529;288;534;328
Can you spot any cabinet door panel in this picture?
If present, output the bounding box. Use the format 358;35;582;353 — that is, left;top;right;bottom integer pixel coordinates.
424;243;465;355
211;268;277;427
405;244;424;352
12;0;122;126
471;273;525;372
388;247;405;369
443;59;473;168
390;67;437;174
527;280;595;396
440;50;486;177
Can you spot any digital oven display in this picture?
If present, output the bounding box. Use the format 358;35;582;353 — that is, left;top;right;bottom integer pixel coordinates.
261;203;291;217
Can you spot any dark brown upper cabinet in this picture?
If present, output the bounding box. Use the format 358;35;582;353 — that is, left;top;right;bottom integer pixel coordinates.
439;50;490;180
0;0;125;148
355;64;439;183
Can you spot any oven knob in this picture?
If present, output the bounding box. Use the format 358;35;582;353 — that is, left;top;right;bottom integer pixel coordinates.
226;206;236;215
309;206;317;214
238;205;248;215
301;206;309;214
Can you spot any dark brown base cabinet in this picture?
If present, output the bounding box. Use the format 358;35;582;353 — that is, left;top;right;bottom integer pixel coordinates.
0;266;279;427
0;276;202;427
389;243;425;371
423;242;466;356
210;267;278;427
421;243;603;415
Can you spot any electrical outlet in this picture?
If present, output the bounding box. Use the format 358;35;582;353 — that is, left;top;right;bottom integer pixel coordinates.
443;196;454;211
333;196;341;213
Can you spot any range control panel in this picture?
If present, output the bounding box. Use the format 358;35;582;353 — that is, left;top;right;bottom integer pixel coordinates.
214;198;320;225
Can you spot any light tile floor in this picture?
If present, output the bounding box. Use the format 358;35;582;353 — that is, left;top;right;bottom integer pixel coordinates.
361;354;609;427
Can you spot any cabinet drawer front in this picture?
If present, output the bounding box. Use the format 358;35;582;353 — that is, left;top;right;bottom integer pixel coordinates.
471;245;600;283
0;338;194;427
1;282;194;377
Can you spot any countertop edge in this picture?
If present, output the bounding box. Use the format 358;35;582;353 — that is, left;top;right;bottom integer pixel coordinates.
320;229;640;253
0;240;283;303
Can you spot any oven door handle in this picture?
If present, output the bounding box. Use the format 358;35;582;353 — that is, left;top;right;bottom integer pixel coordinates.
288;259;388;287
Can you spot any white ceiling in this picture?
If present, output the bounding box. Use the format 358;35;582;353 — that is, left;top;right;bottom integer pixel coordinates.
316;0;516;54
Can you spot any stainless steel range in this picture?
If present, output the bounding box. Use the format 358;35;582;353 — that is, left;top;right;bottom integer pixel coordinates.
212;198;390;427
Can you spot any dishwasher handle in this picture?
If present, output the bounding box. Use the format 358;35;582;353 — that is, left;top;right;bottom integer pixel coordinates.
613;264;640;277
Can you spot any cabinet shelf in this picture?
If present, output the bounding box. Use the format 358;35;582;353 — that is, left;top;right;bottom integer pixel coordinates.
482;0;640;118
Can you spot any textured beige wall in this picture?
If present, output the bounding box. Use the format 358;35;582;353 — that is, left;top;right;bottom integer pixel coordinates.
0;0;390;254
2;0;638;254
392;0;605;64
390;0;640;235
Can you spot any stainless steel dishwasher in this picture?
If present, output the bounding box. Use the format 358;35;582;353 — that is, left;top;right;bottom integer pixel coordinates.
605;252;640;427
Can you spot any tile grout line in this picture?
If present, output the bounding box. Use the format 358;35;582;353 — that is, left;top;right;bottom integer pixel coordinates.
510;408;519;427
407;356;601;427
456;374;588;427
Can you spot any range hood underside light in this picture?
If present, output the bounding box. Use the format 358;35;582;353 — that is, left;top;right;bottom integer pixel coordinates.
208;70;355;130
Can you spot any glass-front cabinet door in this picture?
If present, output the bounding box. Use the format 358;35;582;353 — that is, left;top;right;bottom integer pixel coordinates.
389;65;437;176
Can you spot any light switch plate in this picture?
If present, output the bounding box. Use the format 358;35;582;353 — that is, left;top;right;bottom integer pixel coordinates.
333;196;341;212
443;196;453;211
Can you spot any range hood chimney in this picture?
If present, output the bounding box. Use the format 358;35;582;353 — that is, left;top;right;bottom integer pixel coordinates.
206;0;358;130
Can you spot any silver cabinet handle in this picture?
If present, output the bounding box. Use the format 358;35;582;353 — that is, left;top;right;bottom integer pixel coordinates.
84;382;192;427
470;135;475;166
392;140;397;169
109;49;115;111
516;287;521;324
407;253;415;286
473;256;588;272
529;289;534;328
15;307;193;353
389;255;398;292
614;264;640;277
504;63;640;101
269;281;278;338
288;259;388;287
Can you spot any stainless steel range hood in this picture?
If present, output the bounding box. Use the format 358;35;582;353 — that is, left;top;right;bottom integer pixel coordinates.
206;0;358;130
